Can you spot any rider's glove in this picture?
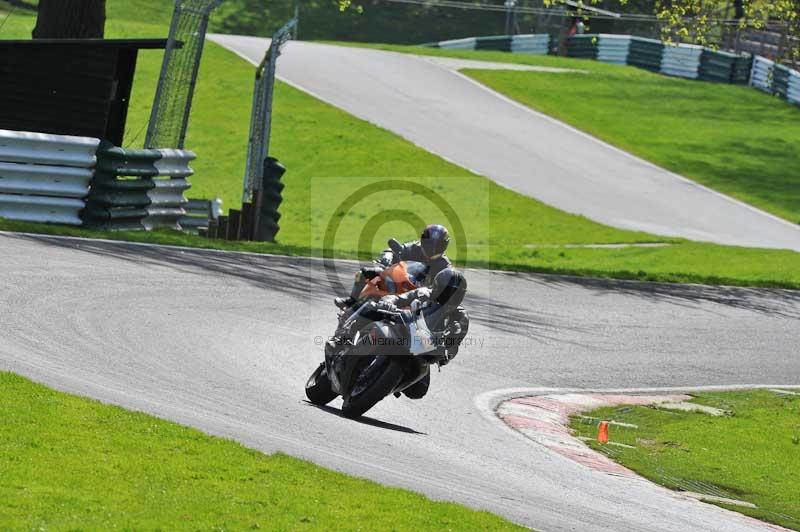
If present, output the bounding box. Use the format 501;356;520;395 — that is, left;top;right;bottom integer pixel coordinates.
376;297;398;312
361;266;384;279
410;288;432;312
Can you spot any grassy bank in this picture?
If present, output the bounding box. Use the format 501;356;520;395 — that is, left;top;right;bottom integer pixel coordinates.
2;7;800;289
570;390;800;530
345;43;800;224
0;372;522;530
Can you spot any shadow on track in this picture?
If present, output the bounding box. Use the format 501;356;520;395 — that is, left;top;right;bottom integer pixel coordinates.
14;233;800;323
493;270;800;320
304;401;427;435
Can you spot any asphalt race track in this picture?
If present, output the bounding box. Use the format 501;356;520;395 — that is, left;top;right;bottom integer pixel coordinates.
208;35;800;252
1;233;798;530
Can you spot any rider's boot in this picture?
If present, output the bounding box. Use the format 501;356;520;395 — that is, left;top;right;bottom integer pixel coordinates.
402;371;430;399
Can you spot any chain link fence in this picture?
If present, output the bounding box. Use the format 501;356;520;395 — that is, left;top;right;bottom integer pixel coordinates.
145;0;223;149
242;16;297;202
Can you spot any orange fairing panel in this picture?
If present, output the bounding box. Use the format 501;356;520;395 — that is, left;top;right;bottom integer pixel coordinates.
359;261;420;299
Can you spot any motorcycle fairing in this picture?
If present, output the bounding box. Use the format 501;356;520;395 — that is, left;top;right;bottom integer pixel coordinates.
359;261;428;299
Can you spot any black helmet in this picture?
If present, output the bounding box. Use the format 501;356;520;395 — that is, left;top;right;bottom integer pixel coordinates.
420;224;450;259
431;268;467;308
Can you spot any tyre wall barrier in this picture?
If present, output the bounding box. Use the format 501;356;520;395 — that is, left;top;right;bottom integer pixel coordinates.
0;129;99;225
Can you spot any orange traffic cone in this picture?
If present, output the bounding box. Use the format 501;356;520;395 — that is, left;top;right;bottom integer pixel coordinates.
597;421;609;444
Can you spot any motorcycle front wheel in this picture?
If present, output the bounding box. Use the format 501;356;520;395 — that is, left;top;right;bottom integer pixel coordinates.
341;360;404;418
305;363;338;405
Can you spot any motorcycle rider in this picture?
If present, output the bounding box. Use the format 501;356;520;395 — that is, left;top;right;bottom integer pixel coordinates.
334;224;452;310
373;267;469;400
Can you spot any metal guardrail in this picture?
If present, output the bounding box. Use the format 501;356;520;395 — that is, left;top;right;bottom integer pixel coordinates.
179;197;222;232
434;37;478;50
562;34;800;106
597;34;631;65
750;56;774;93
510;34;551;54
430;34;551;55
788;70;800;105
145;149;195;230
0;129;198;230
0;129;98;167
0;162;92;198
0;129;100;226
420;32;798;107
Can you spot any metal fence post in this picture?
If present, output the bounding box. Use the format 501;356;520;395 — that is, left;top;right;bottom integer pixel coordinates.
241;17;297;240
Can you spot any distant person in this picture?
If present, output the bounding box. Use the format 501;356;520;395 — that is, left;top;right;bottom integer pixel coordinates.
567;18;578;37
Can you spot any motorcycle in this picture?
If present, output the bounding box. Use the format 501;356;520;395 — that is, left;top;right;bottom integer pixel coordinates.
305;243;457;418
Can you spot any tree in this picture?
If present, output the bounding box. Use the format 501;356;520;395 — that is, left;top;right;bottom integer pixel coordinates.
652;0;799;61
546;0;799;62
32;0;106;39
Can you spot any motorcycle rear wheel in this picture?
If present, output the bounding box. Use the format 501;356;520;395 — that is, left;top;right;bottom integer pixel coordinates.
305;363;338;405
341;361;404;418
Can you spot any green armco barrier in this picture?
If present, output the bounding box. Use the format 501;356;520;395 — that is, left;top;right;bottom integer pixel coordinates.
628;37;664;72
94;144;162;178
86;181;154;208
699;49;738;82
732;56;753;84
83;141;159;230
475;35;512;52
566;38;598;59
83;205;149;223
773;64;791;97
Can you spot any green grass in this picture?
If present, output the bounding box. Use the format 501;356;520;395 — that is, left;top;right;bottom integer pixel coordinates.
570;390;800;530
0;372;521;530
342;43;800;224
2;8;800;288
